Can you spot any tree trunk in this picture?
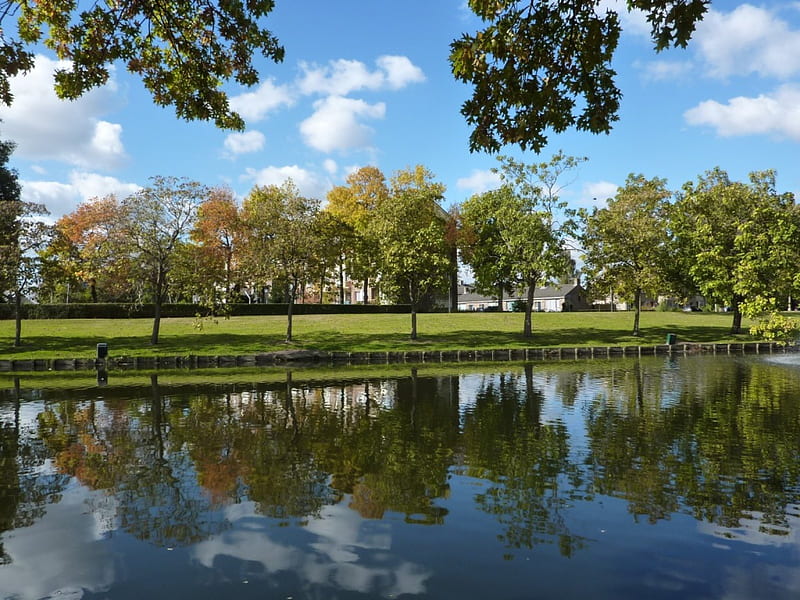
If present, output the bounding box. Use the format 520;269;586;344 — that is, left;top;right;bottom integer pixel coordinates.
497;283;504;312
286;278;296;342
449;245;458;313
410;303;418;340
319;271;325;304
523;282;536;338
338;259;345;304
362;278;369;305
150;374;164;459
632;287;642;336
150;271;163;345
731;294;744;334
90;279;97;303
13;289;21;347
524;363;540;426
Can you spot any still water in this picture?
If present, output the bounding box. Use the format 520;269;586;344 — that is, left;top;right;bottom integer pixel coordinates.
1;354;800;599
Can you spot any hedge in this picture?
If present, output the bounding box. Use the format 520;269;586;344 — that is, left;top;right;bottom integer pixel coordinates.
0;302;411;320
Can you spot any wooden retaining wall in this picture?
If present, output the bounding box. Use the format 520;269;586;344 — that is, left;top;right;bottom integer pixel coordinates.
0;341;798;372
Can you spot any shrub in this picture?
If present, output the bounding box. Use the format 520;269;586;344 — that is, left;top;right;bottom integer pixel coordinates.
0;302;411;320
749;313;800;346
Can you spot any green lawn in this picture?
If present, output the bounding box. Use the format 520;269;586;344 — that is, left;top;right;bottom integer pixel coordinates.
0;310;762;360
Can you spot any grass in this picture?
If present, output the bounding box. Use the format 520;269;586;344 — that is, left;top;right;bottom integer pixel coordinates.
0;310;760;360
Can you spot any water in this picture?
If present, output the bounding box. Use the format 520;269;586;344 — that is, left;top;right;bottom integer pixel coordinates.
1;354;800;599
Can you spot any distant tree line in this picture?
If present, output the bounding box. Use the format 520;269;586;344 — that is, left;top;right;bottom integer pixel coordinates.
2;143;799;347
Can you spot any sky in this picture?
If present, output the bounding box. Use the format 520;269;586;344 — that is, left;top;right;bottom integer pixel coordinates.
5;0;800;223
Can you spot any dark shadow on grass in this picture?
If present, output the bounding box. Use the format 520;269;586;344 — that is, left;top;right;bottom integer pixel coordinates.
2;321;751;358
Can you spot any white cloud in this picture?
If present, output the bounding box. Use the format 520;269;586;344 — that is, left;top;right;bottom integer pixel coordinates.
456;169;502;195
637;59;694;82
229;79;295;123
68;171;141;201
299;96;385;153
21;171;141;220
684;85;800;140
297;56;424;96
695;5;800;79
223;131;266;156
375;56;426;89
597;0;651;37
579;181;619;208
0;54;127;170
323;159;338;175
241;165;329;199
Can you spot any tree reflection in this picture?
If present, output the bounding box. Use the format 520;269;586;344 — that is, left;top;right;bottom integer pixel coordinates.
36;375;228;547
462;365;588;557
4;355;799;570
585;357;800;534
0;379;70;565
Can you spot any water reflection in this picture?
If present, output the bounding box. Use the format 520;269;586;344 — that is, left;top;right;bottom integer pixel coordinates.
0;355;799;599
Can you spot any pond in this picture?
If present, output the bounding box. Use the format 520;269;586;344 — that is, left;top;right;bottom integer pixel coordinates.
1;354;800;599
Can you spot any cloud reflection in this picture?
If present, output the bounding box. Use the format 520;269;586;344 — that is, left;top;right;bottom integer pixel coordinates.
192;500;431;596
0;486;115;599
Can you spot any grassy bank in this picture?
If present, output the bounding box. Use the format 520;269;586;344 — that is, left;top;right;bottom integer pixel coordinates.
0;310;761;360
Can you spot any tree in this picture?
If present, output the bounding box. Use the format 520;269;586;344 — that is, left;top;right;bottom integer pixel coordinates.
0;201;50;346
581;174;672;336
41;195;130;303
450;0;710;152
189;187;243;305
0;137;21;299
375;166;452;340
0;138;51;346
326;166;389;305
459;192;517;311
672;168;797;334
241;179;320;342
7;0;283;129
489;152;581;338
118;176;208;345
312;210;354;304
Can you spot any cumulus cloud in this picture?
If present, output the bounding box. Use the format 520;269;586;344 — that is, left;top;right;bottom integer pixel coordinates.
229;79;295;122
297;56;424;96
694;5;800;79
21;171;141;220
299;96;386;153
597;0;651;37
0;55;127;170
684;84;800;140
223;131;266;156
637;59;694;82
322;159;338;175
579;181;619;208
456;169;502;195
375;56;426;89
241;165;330;199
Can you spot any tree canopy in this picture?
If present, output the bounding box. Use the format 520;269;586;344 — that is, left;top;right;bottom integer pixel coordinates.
581;174;672;335
0;0;713;148
5;0;284;128
672;168;797;333
451;0;710;152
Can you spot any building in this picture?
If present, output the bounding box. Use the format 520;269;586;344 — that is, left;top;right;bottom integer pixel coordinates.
457;282;591;312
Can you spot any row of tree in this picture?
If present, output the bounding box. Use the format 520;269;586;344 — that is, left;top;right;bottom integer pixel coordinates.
30;165;452;345
3;144;800;347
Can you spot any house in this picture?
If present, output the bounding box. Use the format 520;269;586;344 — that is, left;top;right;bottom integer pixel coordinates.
457;282;591;312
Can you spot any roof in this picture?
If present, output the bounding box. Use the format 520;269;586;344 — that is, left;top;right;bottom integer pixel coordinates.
457;283;582;304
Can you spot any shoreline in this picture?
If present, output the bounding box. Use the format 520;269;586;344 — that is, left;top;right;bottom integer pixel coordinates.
2;341;797;372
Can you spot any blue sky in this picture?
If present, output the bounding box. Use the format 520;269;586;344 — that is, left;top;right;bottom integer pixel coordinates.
5;1;800;221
